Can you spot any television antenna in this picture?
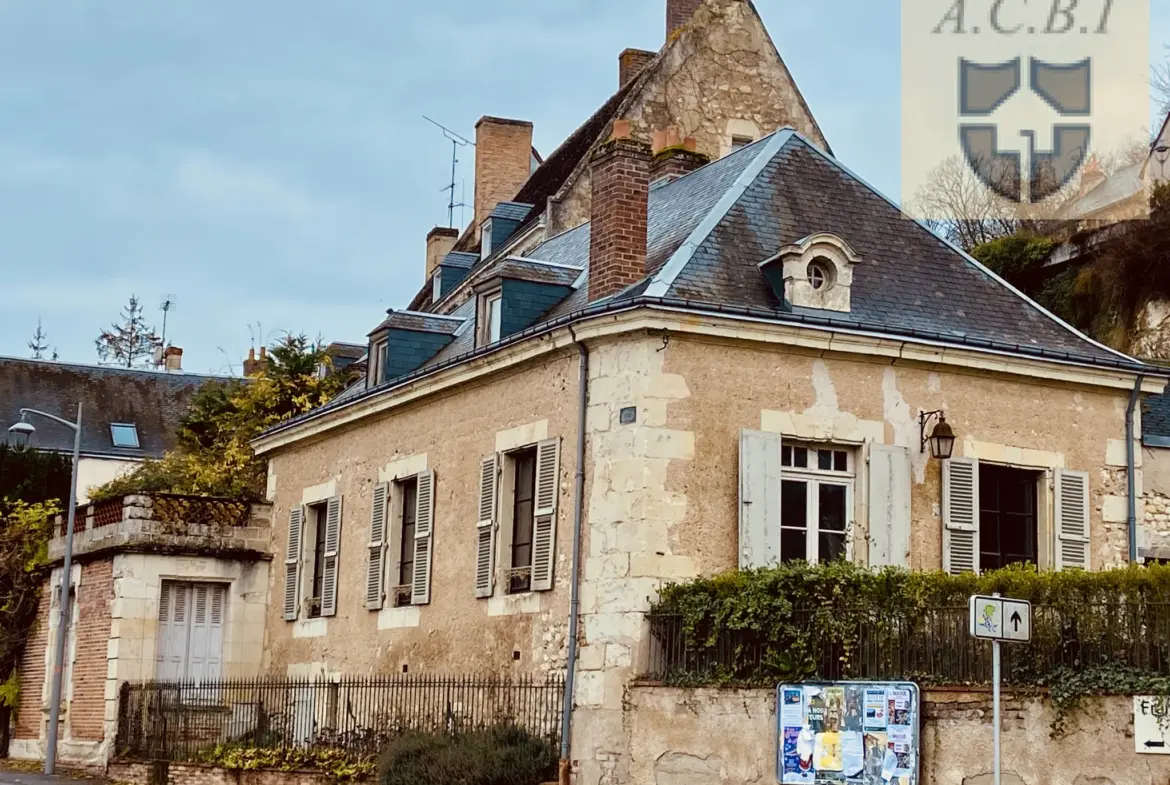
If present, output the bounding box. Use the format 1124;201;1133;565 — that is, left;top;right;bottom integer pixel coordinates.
159;295;176;350
424;115;474;228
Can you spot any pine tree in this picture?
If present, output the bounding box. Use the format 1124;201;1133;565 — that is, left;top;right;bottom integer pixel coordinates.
95;295;162;368
27;318;48;360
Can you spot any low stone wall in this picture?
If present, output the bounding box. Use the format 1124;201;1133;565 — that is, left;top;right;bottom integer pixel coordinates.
108;761;339;785
624;684;1170;785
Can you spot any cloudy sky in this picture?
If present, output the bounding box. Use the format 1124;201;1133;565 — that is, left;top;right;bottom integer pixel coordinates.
1;1;1167;375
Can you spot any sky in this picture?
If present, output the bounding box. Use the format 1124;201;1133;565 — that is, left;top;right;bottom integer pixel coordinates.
1;0;1167;375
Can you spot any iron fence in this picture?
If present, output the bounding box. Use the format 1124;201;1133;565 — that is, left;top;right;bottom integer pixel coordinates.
115;674;565;761
645;602;1170;686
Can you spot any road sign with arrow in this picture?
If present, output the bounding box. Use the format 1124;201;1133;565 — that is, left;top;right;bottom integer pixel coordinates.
969;595;1031;643
1135;696;1170;754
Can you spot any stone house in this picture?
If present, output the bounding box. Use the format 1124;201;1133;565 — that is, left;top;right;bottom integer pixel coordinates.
252;109;1165;783
9;494;272;767
0;354;220;503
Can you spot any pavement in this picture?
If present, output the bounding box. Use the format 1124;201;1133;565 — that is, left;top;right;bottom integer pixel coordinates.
0;765;107;785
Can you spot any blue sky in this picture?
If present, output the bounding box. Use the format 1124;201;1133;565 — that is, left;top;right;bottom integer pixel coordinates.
1;1;1166;374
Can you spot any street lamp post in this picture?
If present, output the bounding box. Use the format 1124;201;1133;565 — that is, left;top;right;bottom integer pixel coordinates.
7;404;83;776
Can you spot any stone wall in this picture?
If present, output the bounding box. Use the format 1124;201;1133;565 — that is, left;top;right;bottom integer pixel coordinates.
622;684;1170;785
1141;445;1170;559
109;762;335;785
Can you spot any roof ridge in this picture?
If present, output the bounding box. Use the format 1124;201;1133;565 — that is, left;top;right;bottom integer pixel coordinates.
643;128;796;298
781;131;1146;369
0;355;230;380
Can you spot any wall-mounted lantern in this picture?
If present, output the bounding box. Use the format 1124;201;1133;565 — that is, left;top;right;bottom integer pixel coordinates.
919;410;956;460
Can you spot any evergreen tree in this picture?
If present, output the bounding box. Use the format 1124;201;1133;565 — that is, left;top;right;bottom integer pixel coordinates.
95;295;162;368
27;318;48;360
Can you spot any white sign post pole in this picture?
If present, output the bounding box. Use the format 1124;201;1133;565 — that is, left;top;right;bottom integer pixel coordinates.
992;594;1001;785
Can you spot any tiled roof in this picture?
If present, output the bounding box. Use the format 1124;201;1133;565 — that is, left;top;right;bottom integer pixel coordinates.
0;357;222;458
368;311;465;336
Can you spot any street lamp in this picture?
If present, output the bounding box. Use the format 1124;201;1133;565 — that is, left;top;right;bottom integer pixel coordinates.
7;404;82;776
919;410;956;460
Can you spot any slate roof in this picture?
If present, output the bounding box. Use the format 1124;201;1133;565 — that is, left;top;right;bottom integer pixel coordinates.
369;311;465;336
262;129;1149;442
489;259;581;288
0;357;221;459
490;202;535;222
442;252;479;269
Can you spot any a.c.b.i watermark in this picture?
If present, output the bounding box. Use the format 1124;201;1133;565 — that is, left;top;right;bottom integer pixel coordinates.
902;0;1150;220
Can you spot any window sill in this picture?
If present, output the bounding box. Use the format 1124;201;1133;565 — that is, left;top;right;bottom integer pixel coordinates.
292;617;328;639
378;603;421;630
487;591;542;618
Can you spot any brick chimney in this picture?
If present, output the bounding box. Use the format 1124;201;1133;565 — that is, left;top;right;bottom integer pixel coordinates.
474;117;534;238
589;120;651;302
650;127;710;184
163;346;183;372
243;346;268;377
667;0;704;38
426;227;459;279
619;48;656;88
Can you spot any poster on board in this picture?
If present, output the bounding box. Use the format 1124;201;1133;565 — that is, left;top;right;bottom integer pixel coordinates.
775;682;920;785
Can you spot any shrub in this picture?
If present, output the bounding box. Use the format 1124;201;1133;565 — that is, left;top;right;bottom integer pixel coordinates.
377;727;558;785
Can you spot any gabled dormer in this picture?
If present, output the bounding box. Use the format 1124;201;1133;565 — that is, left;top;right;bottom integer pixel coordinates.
472;258;578;347
757;232;862;313
366;310;465;386
431;251;479;303
480;202;534;259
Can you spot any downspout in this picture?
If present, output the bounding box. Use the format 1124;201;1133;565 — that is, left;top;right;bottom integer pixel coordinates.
559;326;589;785
1127;374;1144;563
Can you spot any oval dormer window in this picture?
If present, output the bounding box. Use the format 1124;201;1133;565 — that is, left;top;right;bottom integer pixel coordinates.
807;258;835;291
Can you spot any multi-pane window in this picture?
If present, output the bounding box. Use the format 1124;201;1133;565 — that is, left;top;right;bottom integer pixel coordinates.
779;444;852;564
978;465;1038;570
396;478;419;607
308;502;329;618
509;448;537;594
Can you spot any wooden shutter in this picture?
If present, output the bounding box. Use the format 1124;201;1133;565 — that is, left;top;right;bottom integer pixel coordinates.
283;506;304;621
412;470;435;605
366;483;389;610
188;585;213;684
156;582;189;681
867;444;912;568
531;439;561;591
738;430;782;569
1055;468;1091;570
475;454;499;598
943;457;980;574
321;496;343;617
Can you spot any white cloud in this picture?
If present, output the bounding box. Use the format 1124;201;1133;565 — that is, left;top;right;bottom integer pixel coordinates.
173;151;336;221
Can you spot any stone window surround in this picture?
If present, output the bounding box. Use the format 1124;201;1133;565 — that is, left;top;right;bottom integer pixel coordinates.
477;288;503;348
778;440;857;564
292;479;338;638
759;232;861;313
488;420;550;617
376;453;428;631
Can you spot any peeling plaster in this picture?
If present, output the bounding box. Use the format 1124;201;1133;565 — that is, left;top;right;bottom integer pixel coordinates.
882;367;929;484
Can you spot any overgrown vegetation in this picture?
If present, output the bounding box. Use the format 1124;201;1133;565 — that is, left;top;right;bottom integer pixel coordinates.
92;335;349;502
377;727;559;785
0;443;71;507
651;561;1170;734
0;499;60;708
971;184;1170;349
194;746;375;783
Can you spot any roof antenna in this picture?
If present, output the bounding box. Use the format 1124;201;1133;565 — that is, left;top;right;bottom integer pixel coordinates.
159;294;176;353
423;115;474;228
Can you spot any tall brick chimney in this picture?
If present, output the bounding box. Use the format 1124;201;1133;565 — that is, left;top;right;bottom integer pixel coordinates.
650;127;710;184
667;0;704;38
426;227;459;279
474;117;534;238
619;48;656;88
163;346;183;372
243;346;268;377
589;120;651;302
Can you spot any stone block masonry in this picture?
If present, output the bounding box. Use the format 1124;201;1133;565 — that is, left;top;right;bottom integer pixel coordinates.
109;762;335;785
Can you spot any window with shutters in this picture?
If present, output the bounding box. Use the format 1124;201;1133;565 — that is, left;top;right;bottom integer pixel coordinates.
394;477;419;607
979;465;1040;570
307;502;329;618
507;448;537;594
156;581;226;683
778;443;853;564
491;438;560;596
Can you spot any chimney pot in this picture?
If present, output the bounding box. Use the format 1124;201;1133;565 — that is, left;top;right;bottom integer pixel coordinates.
163;346;183;372
589;126;652;302
474;117;534;242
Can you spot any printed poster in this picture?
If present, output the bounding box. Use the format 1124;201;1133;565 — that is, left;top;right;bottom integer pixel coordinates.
889;689;912;726
864;689;888;729
841;730;865;777
844;687;863;729
863;732;888;780
781;727;814;784
888;725;912;754
781;688;805;729
824;687;845;732
805;688;827;732
815;730;843;772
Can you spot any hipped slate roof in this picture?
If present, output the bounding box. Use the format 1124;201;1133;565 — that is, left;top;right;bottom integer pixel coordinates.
0;357;221;458
369;311;465;336
264;129;1148;440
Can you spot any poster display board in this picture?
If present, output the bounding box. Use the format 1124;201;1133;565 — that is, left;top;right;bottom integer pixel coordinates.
775;682;920;785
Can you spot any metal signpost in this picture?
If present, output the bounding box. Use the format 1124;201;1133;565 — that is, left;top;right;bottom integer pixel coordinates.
969;594;1032;785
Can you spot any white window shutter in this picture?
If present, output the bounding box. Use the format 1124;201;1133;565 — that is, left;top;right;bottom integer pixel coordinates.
1055;468;1091;570
283;507;303;621
412;470;435;605
475;454;499;598
366;483;389;610
531;440;560;591
867;444;912;568
738;430;782;569
943;457;980;574
188;585;211;683
206;585;225;681
320;496;343;617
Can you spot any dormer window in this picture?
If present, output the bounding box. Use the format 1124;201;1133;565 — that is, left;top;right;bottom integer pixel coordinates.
758;233;861;313
369;339;388;386
482;291;503;344
481;218;494;258
110;423;140;449
432;270;442;303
